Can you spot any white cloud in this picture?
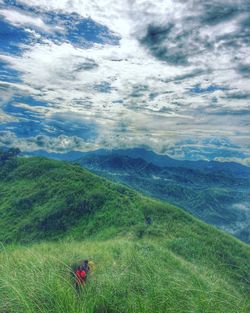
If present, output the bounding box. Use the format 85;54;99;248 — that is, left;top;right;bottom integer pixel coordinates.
0;8;51;32
17;0;132;36
0;0;249;160
0;111;17;122
0;131;99;152
215;157;250;167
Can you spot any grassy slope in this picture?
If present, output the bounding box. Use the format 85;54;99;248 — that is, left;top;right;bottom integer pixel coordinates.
0;157;250;313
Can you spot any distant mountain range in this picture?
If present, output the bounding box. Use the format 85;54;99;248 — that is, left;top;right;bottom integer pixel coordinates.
26;147;250;174
72;148;250;243
24;148;250;243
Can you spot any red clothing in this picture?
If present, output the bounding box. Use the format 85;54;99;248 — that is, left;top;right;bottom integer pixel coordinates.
76;269;86;284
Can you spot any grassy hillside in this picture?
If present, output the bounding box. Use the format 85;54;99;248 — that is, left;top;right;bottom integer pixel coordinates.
1;239;249;313
0;156;250;313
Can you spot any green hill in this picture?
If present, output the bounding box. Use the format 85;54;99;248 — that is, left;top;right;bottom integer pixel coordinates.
0;156;250;313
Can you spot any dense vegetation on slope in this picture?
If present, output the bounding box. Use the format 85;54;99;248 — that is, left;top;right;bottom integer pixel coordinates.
77;153;250;243
1;239;249;313
0;156;250;313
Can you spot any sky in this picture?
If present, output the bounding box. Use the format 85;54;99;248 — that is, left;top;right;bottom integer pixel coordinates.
0;0;249;164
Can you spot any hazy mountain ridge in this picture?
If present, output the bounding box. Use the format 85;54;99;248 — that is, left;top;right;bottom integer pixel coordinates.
76;150;250;243
25;147;250;174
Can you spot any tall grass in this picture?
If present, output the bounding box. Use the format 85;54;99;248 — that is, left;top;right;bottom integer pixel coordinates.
0;239;249;313
0;157;249;312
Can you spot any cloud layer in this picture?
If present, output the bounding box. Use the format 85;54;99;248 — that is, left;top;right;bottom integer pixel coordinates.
0;0;249;162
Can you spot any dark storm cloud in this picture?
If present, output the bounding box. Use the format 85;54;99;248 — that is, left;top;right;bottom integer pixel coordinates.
158;69;207;85
224;91;250;100
237;63;250;78
172;69;206;82
139;23;189;65
139;0;250;69
200;2;241;25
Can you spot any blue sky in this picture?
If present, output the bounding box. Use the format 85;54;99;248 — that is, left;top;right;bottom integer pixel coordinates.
0;0;250;165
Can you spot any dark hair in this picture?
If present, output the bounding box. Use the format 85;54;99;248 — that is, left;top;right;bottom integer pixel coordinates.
82;260;89;271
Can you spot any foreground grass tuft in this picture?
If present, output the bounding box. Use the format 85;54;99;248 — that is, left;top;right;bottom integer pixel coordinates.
0;239;249;313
